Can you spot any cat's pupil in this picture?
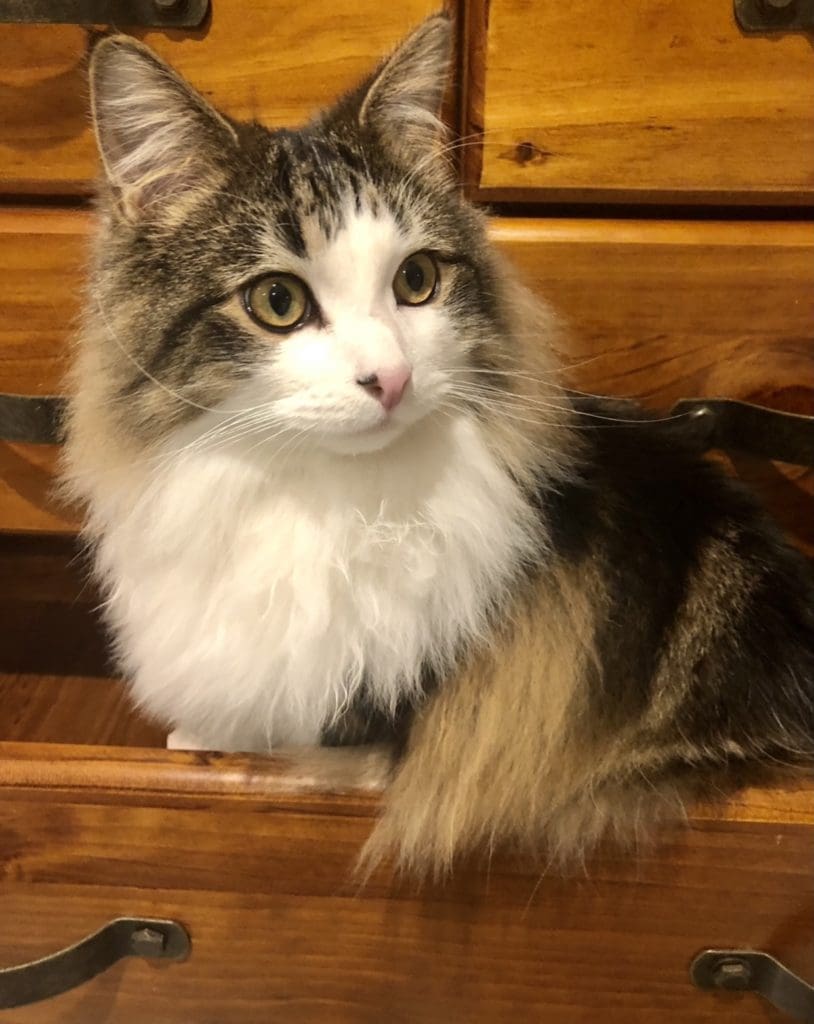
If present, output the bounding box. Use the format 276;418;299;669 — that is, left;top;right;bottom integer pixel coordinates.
404;260;424;293
268;282;292;318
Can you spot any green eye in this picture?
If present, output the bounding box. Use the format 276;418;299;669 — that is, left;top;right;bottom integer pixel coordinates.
244;274;312;333
393;252;439;306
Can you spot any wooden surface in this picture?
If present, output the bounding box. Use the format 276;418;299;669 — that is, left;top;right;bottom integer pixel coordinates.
0;210;83;531
0;1;447;194
465;0;814;203
494;219;814;410
0;676;162;747
1;539;812;1021
0;443;76;533
495;218;814;551
2;211;811;541
0;741;811;1023
0;209;83;395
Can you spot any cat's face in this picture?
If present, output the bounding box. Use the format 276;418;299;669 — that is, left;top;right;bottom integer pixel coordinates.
87;16;506;457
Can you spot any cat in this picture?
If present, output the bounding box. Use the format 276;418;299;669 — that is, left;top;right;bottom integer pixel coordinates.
62;14;814;877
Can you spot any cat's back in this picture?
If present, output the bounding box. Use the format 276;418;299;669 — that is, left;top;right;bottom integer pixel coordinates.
540;406;814;758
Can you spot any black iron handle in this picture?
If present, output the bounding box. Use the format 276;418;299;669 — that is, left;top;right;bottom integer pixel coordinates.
734;0;814;33
0;917;190;1010
691;949;814;1023
0;0;208;27
670;398;814;467
0;393;65;445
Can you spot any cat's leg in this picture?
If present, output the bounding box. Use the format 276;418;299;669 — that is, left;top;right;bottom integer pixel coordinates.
166;728;211;751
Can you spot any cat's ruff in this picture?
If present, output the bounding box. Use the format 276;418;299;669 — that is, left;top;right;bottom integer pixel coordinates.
92;411;539;751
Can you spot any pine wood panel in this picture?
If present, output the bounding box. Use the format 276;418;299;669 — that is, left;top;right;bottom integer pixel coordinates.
494;219;814;409
0;676;163;746
0;209;81;395
0;211;81;531
0;742;811;1023
1;212;812;538
495;218;814;552
0;1;447;194
464;0;814;203
0;442;76;532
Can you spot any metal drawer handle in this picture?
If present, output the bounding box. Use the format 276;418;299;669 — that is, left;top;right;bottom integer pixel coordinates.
691;949;814;1023
0;0;209;28
0;917;190;1010
735;0;814;32
669;398;814;468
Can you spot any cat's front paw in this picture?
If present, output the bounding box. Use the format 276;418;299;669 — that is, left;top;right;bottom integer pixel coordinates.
166;728;211;751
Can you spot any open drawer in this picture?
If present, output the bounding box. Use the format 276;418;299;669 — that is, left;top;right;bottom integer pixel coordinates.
1;536;813;1022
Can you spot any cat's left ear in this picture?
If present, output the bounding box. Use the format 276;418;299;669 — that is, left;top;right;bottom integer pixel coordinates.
89;35;238;224
356;13;452;166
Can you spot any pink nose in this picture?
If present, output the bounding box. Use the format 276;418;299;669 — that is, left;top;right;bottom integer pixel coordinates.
356;367;412;411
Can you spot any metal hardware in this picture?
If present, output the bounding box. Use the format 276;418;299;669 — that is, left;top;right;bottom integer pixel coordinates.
0;0;209;27
691;949;814;1022
0;393;65;445
0;917;190;1010
568;395;814;468
734;0;814;33
669;398;814;467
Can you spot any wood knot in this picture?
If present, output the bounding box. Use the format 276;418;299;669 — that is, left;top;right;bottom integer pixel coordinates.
503;140;552;166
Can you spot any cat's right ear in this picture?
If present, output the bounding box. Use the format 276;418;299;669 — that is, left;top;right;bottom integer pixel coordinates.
355;14;452;169
89;35;237;224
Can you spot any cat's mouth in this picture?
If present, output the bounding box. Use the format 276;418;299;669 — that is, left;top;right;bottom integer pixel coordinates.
315;403;430;456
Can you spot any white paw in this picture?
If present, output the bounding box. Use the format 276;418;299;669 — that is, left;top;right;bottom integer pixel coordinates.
166;728;210;751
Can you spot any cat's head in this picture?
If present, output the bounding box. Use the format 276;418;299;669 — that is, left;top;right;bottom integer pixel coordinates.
85;15;513;457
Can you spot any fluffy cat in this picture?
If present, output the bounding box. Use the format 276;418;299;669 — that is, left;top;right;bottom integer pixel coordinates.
63;15;814;876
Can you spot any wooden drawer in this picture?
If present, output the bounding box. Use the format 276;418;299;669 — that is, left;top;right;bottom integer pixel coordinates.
1;742;811;1024
0;0;444;194
0;210;81;532
464;0;814;204
0;418;811;1024
494;218;814;551
2;211;811;539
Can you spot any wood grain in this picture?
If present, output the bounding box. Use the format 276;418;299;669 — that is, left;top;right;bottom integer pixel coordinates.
0;741;811;1023
0;1;449;194
0;208;83;395
0;209;85;530
495;218;814;550
466;0;814;203
0;676;163;747
0;442;77;532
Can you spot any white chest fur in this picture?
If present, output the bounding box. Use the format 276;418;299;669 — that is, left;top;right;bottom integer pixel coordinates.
91;414;538;751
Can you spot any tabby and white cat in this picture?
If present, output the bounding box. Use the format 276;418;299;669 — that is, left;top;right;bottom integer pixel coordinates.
63;15;814;875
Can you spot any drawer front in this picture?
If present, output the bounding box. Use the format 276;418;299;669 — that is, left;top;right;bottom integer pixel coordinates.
464;0;814;203
495;218;814;551
0;744;812;1023
0;1;445;195
2;212;812;536
0;210;82;532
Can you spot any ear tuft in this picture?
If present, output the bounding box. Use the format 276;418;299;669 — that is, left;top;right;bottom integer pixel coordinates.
358;14;452;165
90;35;237;223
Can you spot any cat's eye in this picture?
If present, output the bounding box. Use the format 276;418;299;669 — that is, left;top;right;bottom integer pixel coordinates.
244;274;312;333
393;252;439;307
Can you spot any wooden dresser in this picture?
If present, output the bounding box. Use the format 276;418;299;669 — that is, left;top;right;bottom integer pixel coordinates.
1;2;812;1021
